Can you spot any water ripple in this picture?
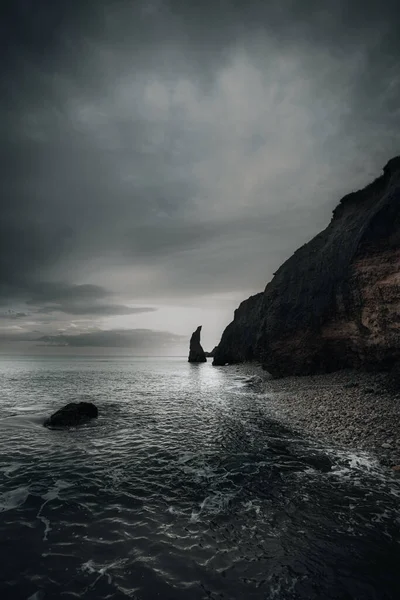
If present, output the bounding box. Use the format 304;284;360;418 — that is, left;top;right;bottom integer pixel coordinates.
0;357;399;599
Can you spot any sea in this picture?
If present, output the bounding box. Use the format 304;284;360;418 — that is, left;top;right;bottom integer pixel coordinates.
0;355;399;600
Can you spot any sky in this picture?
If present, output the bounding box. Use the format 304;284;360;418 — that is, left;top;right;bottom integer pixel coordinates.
1;0;399;355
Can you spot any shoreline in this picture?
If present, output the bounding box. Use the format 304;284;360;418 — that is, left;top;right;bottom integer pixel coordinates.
232;364;400;469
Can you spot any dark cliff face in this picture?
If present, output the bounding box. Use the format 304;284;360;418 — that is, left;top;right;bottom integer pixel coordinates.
213;293;263;365
213;157;400;376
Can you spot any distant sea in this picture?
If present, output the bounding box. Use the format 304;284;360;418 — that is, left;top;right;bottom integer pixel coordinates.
0;356;399;600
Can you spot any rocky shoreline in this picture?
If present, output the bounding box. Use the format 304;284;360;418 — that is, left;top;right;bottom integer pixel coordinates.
235;365;400;468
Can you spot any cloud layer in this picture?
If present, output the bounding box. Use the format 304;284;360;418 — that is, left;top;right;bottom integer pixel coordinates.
38;329;185;349
1;0;399;348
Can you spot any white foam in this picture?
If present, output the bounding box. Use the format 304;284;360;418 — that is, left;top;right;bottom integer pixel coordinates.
177;452;196;464
0;415;46;429
0;486;29;512
37;480;72;541
179;460;218;483
167;506;185;516
190;509;200;523
190;491;236;522
27;592;44;600
42;479;71;501
0;462;21;475
266;574;299;598
81;558;128;589
81;559;97;574
371;508;392;524
242;500;261;515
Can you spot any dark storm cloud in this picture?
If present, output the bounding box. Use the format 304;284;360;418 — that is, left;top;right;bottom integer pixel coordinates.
27;283;110;304
1;0;399;330
0;331;40;343
0;328;185;355
0;281;110;307
0;310;27;320
0;279;155;329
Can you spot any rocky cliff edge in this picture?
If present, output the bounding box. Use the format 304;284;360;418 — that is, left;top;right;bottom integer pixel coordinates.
213;157;400;376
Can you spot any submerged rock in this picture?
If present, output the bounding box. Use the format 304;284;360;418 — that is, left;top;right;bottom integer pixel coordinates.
213;156;400;376
44;402;98;428
188;326;207;363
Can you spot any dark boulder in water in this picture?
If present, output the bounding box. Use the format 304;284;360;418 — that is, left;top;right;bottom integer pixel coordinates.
188;325;207;363
44;402;98;428
302;454;332;473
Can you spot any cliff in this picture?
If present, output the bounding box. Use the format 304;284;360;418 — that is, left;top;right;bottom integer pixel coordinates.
212;293;263;365
213;156;400;376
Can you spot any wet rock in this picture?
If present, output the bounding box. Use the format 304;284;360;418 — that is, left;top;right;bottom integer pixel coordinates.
257;368;400;466
44;402;98;428
301;454;332;473
188;325;207;363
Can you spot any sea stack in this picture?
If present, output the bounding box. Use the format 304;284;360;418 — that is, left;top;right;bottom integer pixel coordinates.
188;326;207;363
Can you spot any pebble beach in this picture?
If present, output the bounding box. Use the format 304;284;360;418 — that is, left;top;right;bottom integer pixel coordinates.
236;365;400;468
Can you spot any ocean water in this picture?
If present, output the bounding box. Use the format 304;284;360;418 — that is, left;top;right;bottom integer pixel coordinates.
0;356;399;600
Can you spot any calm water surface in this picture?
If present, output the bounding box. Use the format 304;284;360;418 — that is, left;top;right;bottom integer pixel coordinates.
0;356;399;599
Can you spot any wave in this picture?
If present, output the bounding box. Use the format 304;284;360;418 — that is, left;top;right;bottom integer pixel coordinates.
0;414;46;429
0;486;30;512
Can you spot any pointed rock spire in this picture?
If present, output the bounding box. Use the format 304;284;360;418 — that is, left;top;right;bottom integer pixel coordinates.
188;325;207;363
